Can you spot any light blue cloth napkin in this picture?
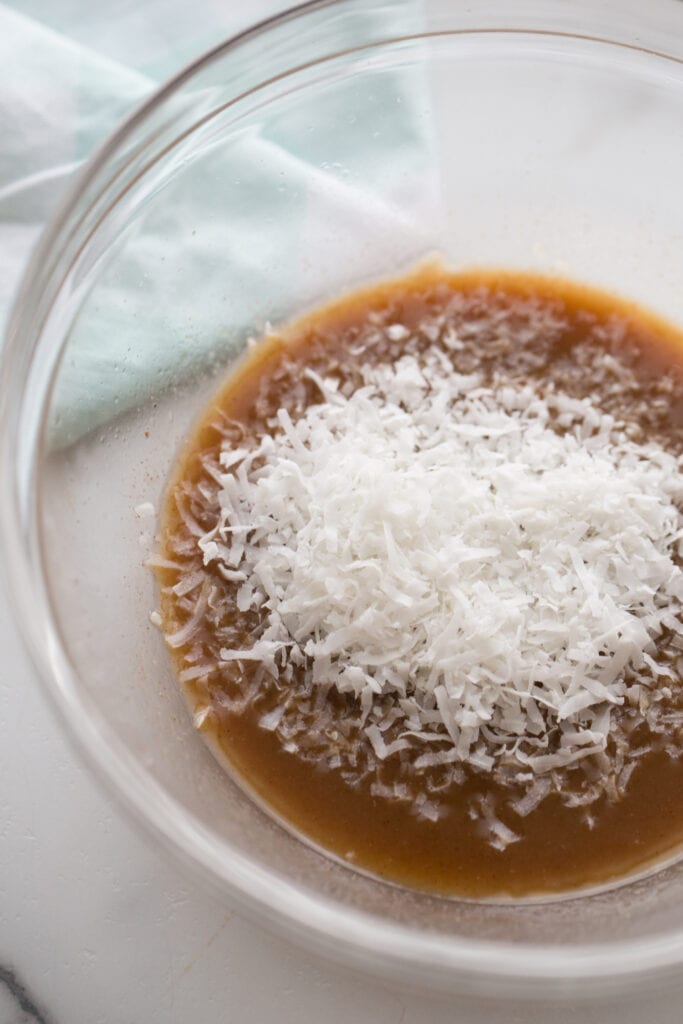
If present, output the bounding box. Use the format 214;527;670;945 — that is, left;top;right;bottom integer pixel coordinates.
1;1;434;446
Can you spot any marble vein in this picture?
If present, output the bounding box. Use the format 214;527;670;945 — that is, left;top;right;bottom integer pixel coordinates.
0;964;53;1024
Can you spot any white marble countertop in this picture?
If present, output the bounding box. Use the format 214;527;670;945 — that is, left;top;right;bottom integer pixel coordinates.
2;3;683;1021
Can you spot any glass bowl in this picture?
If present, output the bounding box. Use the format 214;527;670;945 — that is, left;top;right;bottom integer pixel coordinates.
3;0;683;1000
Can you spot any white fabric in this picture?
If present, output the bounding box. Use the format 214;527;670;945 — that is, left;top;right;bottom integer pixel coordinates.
1;1;435;444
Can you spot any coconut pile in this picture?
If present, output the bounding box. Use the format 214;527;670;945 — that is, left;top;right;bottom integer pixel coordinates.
166;340;683;843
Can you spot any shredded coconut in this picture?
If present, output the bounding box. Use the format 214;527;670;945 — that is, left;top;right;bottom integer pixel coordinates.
135;501;156;518
193;348;683;786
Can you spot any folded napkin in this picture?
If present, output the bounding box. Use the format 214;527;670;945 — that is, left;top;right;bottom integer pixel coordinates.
1;0;435;446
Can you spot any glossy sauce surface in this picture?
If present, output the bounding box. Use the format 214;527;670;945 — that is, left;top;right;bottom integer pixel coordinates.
157;266;683;898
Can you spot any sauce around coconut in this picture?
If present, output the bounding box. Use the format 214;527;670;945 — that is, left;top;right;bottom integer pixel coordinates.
154;265;683;898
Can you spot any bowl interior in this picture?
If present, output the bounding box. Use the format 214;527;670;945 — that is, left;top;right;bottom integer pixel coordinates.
9;0;683;997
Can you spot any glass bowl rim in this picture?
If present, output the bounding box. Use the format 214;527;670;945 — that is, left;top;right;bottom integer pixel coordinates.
3;0;683;998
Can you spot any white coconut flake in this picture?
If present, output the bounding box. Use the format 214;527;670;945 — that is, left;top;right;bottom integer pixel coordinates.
135;501;156;518
260;703;287;732
165;581;210;648
193;706;214;731
146;554;183;571
509;776;553;818
485;815;522;852
179;663;215;683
